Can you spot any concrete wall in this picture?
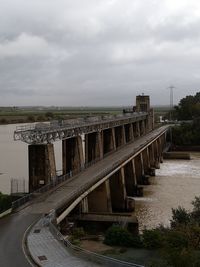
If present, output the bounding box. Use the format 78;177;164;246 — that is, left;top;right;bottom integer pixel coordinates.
109;169;127;212
124;161;136;196
87;180;112;213
85;132;103;164
29;144;56;192
62;136;84;175
103;128;116;154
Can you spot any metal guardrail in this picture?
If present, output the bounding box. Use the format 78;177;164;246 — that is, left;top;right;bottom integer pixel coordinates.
11;126;169;211
11;138;137;210
14;112;148;144
49;221;144;267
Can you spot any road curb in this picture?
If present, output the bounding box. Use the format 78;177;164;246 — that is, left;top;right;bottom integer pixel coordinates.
22;218;42;267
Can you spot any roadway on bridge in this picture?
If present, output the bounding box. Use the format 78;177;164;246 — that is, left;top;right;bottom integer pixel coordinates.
0;125;169;267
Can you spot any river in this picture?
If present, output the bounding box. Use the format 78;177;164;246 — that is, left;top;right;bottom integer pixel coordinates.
0;124;200;229
135;153;200;229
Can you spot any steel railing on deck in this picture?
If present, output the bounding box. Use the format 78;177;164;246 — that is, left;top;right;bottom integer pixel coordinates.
49;221;144;267
12;126;169;211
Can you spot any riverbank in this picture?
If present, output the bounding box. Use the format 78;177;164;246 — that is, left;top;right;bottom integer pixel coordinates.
0;107;121;125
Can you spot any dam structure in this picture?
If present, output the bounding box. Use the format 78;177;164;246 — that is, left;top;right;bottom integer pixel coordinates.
0;95;170;267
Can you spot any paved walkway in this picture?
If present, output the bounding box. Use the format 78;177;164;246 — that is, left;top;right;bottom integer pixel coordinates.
28;219;100;267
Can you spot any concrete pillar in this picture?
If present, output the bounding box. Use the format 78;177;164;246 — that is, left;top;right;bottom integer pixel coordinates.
136;121;141;137
134;154;144;185
142;148;150;175
109;168;127;212
62;136;84;175
142;120;146;135
81;197;89;213
124;161;136;196
29;144;56;192
144;118;149;133
103;128;116;155
157;137;163;163
124;123;134;143
133;123;138;139
114;126;126;148
153;140;160;169
148;144;156;176
87;180;112;213
85;132;103;164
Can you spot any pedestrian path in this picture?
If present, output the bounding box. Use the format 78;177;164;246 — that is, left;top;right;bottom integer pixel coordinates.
27;219;100;267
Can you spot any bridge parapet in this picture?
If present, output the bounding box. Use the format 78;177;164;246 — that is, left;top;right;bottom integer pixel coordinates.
14;112;148;144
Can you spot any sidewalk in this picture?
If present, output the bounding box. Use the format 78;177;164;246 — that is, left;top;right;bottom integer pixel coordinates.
27;219;100;267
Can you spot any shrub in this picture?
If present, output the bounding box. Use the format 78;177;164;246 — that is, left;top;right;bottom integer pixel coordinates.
27;115;35;122
72;227;85;239
104;225;138;247
191;196;200;223
0;192;12;213
170;206;191;228
164;230;188;250
142;228;164;249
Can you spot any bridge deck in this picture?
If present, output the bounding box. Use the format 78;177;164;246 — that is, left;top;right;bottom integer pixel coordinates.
26;125;169;215
0;125;168;267
13;112;148;144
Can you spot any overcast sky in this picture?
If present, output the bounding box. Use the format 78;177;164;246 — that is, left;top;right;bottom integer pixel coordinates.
1;0;200;106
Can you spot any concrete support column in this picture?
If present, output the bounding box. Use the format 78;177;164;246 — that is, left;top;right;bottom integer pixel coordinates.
124;124;134;143
62;136;84;175
109;168;127;212
134;154;144;185
145;119;149;133
136;122;141;138
29;144;56;192
98;131;104;160
158;137;164;163
153;140;160;169
124;161;136;196
103;128;116;155
87;180;112;213
148;144;156;169
141;120;146;135
85;132;103;164
114;126;126;148
81;197;89;213
142;148;150;174
132;123;137;139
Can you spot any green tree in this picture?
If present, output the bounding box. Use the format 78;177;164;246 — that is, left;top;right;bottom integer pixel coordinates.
170;206;191;228
104;225;141;247
191;196;200;223
142;228;164;249
175;92;200;120
45;112;54;119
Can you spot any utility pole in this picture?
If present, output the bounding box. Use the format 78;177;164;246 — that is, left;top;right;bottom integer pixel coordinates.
167;85;175;121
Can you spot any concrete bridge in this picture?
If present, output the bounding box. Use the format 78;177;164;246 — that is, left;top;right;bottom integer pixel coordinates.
0;95;170;266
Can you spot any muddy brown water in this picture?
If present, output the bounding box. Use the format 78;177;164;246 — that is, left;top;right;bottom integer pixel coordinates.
135;153;200;230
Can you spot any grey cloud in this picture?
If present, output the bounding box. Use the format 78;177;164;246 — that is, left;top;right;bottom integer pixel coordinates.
0;0;200;106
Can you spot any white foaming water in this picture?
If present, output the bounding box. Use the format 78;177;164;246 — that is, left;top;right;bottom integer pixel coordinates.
135;153;200;230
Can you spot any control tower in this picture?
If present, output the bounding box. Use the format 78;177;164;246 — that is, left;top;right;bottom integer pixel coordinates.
136;95;150;112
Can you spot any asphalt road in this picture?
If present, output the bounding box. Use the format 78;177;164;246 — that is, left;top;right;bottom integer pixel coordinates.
0;210;40;267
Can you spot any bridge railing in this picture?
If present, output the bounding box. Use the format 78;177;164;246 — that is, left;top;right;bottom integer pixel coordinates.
11;138;137;210
49;221;144;267
12;126;169;211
